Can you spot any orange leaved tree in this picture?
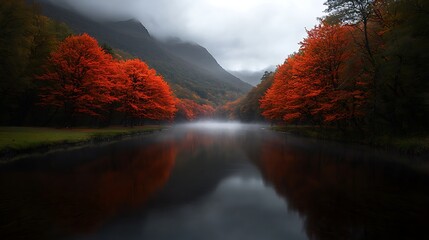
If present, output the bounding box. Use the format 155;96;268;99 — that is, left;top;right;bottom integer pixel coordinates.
38;33;118;126
261;22;368;126
117;59;177;122
298;23;367;124
260;56;307;122
176;99;215;121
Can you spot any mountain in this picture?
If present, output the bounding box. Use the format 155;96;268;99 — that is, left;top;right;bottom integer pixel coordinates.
230;66;276;86
162;39;248;91
32;0;252;105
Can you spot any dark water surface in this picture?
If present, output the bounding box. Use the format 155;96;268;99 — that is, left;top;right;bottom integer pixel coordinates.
1;122;428;240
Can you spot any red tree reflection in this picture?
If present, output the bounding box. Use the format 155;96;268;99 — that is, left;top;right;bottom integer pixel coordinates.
256;140;429;240
0;142;177;239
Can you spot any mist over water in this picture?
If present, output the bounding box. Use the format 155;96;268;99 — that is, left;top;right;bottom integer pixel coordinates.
179;120;247;131
1;122;428;240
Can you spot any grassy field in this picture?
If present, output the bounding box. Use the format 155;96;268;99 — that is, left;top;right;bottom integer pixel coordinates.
272;125;429;155
0;126;164;154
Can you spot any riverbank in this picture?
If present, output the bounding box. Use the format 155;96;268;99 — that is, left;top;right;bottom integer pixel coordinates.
272;125;429;156
0;126;165;162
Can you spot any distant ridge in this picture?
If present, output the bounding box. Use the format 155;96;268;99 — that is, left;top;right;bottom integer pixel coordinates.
33;0;251;105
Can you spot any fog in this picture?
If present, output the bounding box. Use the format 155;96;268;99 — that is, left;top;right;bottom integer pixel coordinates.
180;121;245;131
44;0;326;72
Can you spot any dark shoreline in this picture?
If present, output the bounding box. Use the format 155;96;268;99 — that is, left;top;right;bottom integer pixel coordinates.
0;127;164;163
271;125;429;157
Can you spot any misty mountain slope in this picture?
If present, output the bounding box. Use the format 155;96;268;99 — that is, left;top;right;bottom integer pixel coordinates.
231;66;276;86
162;40;250;91
34;0;252;105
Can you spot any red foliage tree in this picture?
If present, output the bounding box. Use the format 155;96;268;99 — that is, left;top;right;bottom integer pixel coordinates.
298;23;367;124
176;99;215;121
38;34;118;125
117;59;177;121
260;57;305;122
261;22;368;126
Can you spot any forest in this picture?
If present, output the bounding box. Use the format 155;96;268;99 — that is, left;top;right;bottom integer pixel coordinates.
225;0;428;138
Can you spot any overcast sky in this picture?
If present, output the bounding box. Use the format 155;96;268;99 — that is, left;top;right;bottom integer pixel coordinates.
52;0;326;72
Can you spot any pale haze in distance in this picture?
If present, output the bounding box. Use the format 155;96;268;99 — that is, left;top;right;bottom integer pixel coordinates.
49;0;326;73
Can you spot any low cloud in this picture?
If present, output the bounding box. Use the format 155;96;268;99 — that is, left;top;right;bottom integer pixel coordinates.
47;0;326;71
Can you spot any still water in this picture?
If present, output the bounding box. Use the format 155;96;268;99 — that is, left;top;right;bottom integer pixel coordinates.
1;122;428;240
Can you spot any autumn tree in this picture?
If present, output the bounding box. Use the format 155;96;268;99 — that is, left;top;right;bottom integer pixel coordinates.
218;71;274;122
299;23;368;124
261;22;368;126
38;34;118;126
176;99;215;121
326;0;429;132
260;59;297;122
217;98;243;120
117;59;177;122
324;0;388;128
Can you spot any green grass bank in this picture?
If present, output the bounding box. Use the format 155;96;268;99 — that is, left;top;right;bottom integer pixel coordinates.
0;126;164;161
272;125;429;156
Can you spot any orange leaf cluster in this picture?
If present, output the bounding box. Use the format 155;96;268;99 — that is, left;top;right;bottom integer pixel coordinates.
260;23;369;125
117;59;177;121
176;99;215;120
38;34;177;122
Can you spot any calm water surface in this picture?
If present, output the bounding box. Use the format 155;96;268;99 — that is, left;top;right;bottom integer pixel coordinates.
1;122;428;240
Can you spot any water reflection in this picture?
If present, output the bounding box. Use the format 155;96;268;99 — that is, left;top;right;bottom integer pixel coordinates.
0;140;177;240
253;136;429;240
139;176;305;240
1;123;428;240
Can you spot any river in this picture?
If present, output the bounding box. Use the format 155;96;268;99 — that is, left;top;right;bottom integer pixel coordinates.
1;122;428;240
